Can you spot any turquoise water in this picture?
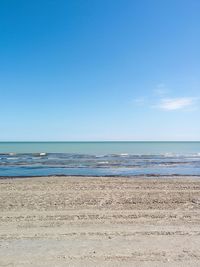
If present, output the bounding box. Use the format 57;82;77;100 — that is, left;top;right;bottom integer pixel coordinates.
0;142;200;176
0;141;200;154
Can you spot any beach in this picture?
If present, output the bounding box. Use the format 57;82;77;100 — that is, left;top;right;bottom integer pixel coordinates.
0;176;200;267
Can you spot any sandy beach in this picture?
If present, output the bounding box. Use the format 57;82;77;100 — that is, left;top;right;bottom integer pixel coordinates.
0;176;200;267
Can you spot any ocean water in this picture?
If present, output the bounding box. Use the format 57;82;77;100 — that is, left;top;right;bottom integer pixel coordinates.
0;142;200;176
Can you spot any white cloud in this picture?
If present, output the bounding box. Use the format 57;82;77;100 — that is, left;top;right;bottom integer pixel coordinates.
157;97;198;111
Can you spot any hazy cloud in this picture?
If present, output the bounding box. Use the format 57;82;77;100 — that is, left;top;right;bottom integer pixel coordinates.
154;83;168;97
133;97;146;106
134;83;198;111
157;97;198;111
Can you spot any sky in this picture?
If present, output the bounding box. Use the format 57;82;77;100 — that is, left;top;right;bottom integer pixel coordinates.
0;0;200;141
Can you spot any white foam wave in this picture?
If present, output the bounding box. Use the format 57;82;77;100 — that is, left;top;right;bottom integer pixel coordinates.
40;153;47;156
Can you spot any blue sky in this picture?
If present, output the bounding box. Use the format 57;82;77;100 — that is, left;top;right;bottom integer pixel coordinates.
0;0;200;141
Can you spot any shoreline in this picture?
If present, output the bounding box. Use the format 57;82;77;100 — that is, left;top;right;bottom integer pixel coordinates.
1;176;200;266
1;174;200;179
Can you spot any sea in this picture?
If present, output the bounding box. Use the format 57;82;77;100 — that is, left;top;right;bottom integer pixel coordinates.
0;141;200;177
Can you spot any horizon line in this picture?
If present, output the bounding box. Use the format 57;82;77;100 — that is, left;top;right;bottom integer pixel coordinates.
0;140;200;143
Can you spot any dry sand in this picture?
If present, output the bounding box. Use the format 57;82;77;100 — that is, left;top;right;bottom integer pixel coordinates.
0;176;200;267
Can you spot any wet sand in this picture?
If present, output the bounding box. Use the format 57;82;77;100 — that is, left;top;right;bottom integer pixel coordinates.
0;176;200;266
